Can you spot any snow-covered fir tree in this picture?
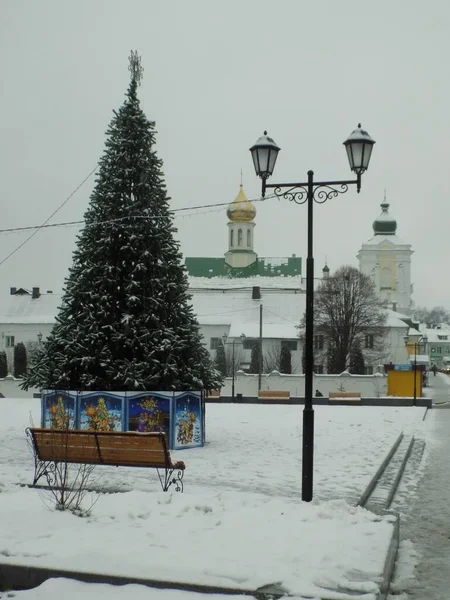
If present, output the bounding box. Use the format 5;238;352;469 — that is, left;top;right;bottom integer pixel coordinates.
22;52;222;392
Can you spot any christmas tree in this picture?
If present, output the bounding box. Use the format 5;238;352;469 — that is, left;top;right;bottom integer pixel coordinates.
349;342;365;374
280;344;292;374
0;351;7;378
14;342;27;377
249;344;261;374
22;52;221;392
214;344;227;377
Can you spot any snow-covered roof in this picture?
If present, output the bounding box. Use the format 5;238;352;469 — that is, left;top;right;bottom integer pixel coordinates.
409;354;429;366
191;287;304;339
0;293;62;324
360;234;410;247
420;328;450;343
384;308;410;329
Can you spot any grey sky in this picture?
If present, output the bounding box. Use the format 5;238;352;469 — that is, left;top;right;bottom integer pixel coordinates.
1;0;449;307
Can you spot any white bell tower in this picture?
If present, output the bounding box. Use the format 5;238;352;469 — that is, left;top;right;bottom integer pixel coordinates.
358;199;413;314
224;185;257;269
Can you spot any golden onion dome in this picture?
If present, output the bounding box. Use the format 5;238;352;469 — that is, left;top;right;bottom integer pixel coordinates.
226;185;256;222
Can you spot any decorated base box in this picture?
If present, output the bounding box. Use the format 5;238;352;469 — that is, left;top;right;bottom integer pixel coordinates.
41;390;205;450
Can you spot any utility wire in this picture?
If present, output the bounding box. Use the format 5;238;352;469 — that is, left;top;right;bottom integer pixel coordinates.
0;192;277;236
0;165;98;267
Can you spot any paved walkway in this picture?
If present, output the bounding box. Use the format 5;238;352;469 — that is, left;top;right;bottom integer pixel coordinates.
398;374;450;598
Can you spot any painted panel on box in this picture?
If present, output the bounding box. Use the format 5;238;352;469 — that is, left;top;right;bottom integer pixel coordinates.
173;392;203;449
79;392;124;431
42;390;77;429
127;392;172;440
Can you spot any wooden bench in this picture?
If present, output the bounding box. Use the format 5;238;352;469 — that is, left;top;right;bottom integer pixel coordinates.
328;391;361;402
205;389;221;401
26;428;186;492
258;390;290;401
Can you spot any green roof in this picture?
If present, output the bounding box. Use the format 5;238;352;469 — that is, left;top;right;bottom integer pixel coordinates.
185;256;302;278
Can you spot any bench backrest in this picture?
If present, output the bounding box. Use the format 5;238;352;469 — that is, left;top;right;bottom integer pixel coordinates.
29;428;172;468
258;390;290;400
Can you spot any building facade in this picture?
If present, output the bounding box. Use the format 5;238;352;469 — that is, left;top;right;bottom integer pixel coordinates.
358;200;413;315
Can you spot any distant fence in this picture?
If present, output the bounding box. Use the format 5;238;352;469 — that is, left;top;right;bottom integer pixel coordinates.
220;370;387;399
0;376;39;398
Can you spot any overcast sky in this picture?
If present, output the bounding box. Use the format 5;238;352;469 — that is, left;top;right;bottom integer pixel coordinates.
1;0;449;307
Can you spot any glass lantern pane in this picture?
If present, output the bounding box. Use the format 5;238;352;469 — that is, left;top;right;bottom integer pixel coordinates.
350;142;363;171
362;143;373;170
345;145;354;170
268;148;278;175
256;147;270;175
251;150;260;175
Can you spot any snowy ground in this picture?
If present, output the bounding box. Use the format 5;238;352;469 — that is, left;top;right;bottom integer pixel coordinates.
0;398;433;600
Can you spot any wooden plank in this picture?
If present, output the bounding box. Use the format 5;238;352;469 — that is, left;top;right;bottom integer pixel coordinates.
29;428;176;470
329;392;361;399
258;390;290;400
37;447;99;462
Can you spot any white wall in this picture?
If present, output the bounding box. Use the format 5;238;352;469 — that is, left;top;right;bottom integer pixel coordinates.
0;323;52;349
0;376;40;398
220;370;387;398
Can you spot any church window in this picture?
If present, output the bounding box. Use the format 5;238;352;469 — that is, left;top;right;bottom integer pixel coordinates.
247;229;251;247
230;230;234;247
210;338;221;350
282;340;298;351
380;267;392;289
238;229;243;246
243;339;258;350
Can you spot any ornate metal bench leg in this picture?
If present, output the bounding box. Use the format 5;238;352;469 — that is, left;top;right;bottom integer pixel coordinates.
156;468;184;492
26;427;48;486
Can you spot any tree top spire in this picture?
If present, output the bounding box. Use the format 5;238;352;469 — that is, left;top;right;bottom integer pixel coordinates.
128;50;143;86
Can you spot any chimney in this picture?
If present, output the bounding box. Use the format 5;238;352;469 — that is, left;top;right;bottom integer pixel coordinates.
252;286;261;300
32;287;40;299
10;287;16;295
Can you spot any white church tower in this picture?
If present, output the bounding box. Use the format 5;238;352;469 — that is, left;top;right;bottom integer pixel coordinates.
224;185;258;269
358;199;413;314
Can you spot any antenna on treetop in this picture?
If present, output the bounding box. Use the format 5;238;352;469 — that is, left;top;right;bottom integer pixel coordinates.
240;169;243;186
129;50;143;86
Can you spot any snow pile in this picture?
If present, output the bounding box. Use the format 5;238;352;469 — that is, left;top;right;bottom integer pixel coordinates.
0;397;430;599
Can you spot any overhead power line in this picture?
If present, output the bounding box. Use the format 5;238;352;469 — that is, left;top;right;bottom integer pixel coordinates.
0;165;98;267
0;192;276;236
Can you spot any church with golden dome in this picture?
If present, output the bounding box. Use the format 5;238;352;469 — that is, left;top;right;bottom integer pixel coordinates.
185;185;302;278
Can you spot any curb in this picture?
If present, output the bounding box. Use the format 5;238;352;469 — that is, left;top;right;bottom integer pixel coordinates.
385;437;415;509
0;563;286;599
356;432;403;507
377;513;400;600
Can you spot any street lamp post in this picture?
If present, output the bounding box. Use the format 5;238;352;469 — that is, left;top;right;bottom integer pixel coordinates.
404;334;428;406
250;125;375;502
222;333;246;402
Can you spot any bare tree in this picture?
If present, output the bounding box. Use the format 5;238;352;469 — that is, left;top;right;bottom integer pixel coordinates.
263;344;282;373
413;305;450;327
225;347;244;376
305;265;387;373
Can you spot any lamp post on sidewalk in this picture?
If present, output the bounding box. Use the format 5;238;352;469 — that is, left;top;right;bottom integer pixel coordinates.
404;334;428;405
222;333;246;402
249;124;375;502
